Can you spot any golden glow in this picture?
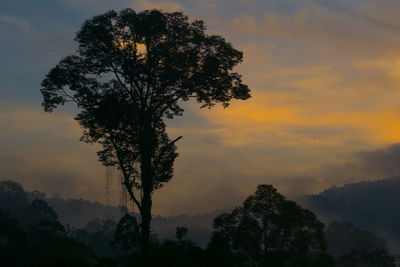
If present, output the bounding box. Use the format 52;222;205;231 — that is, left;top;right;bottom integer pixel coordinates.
200;59;400;147
114;39;147;57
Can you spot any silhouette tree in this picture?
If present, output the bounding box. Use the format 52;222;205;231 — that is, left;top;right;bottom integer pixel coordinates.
212;185;334;266
0;212;27;266
23;199;58;223
0;180;29;218
149;227;204;267
176;226;188;241
0;199;95;266
206;232;236;267
112;213;140;254
40;8;250;265
21;198;66;235
73;216;118;257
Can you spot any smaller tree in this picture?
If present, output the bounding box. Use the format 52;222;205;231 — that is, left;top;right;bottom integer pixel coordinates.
176;226;188;241
112;214;140;254
0;198;95;266
212;184;334;266
0;180;29;218
22;199;65;234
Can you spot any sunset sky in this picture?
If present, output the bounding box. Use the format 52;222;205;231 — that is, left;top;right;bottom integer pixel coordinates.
2;0;400;215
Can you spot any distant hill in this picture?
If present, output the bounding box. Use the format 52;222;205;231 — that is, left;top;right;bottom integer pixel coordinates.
299;177;400;252
28;190;126;228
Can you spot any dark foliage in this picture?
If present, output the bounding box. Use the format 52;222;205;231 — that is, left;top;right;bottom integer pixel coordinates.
112;213;140;253
0;202;95;266
326;221;396;267
210;185;335;266
0;180;29;218
74;217;118;257
176;226;188;241
337;248;395;267
6;179;400;267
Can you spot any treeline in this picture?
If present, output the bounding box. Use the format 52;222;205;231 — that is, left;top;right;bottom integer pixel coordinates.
26;188;217;247
0;180;396;266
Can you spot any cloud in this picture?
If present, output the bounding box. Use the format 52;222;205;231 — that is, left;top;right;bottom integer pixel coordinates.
319;0;400;35
59;0;183;12
206;3;400;60
0;13;31;31
59;0;96;7
0;105;124;205
355;144;400;178
308;143;400;189
197;89;400;148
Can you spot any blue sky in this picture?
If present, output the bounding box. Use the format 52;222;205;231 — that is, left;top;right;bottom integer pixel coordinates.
2;0;400;215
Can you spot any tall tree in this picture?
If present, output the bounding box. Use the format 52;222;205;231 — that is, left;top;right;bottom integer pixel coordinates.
41;8;250;265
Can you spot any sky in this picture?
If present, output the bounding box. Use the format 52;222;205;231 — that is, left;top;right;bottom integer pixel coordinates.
2;0;400;215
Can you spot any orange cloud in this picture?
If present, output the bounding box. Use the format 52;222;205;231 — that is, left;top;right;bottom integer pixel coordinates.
200;89;400;147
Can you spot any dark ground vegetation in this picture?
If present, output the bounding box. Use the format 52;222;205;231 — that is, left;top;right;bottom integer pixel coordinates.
1;180;396;266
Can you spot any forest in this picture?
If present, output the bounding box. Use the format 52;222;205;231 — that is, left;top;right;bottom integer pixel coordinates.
0;179;397;266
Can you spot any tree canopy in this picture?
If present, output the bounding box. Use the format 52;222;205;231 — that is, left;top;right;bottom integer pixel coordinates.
211;185;334;266
41;9;250;115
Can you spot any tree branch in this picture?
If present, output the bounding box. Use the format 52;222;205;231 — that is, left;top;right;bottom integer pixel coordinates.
111;139;143;213
153;136;182;171
109;61;142;105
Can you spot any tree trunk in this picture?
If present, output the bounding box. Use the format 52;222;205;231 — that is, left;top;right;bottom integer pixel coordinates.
140;190;152;266
139;116;154;267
